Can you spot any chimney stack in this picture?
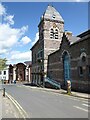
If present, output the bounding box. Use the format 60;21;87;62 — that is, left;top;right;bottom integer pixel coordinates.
65;31;72;39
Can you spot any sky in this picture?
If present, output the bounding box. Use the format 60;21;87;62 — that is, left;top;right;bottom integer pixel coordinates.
0;2;88;65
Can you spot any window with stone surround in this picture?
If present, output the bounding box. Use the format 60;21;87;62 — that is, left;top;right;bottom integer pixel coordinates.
55;29;58;39
82;56;86;62
3;71;6;75
0;71;2;75
37;50;43;59
50;28;58;39
34;54;37;63
79;66;83;76
89;66;90;76
80;52;87;63
50;28;54;39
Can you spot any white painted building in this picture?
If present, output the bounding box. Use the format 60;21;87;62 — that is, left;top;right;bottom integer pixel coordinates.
24;61;32;83
0;65;9;81
13;65;16;81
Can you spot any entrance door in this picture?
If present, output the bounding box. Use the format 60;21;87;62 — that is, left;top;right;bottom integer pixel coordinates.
63;52;70;84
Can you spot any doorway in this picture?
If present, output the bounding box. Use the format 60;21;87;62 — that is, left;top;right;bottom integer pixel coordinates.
63;51;70;85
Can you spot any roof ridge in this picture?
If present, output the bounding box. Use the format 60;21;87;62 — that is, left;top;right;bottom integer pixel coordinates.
42;5;64;22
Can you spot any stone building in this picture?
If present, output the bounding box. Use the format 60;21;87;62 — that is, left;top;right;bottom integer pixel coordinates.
9;63;26;82
47;30;90;93
16;63;26;82
31;5;64;86
9;64;13;83
9;62;32;83
31;5;89;92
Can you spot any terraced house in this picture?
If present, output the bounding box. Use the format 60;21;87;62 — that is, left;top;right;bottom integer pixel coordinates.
31;5;90;92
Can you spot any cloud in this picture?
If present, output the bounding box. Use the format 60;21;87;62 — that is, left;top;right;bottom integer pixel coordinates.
20;36;31;45
53;0;87;1
75;0;81;1
0;3;29;55
31;32;39;46
0;23;28;54
0;49;8;55
0;3;6;16
4;15;14;25
7;51;31;64
0;3;31;64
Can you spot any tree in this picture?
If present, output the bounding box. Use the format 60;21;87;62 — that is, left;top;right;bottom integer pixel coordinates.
0;58;7;70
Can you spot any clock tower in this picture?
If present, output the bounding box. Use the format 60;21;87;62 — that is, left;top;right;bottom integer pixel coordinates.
38;5;64;77
31;5;64;86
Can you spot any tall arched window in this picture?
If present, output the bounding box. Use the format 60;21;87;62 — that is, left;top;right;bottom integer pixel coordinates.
62;51;71;85
55;29;58;39
79;52;87;77
50;28;54;39
50;28;58;39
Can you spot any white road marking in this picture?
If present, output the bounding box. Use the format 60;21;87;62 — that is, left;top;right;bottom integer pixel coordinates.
6;92;28;118
82;104;90;107
65;95;88;103
83;101;88;104
74;106;88;112
17;85;22;87
67;97;80;101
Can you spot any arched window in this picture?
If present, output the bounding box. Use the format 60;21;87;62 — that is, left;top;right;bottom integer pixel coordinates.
88;66;90;76
50;28;59;39
62;51;71;84
55;29;58;39
82;56;86;62
80;52;87;62
79;52;87;77
50;28;54;39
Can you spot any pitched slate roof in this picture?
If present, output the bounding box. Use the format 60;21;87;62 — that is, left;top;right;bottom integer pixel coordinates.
68;36;80;45
68;29;90;45
42;5;64;22
24;61;32;66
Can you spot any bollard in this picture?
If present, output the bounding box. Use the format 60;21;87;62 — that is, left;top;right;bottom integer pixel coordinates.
67;80;71;95
3;88;5;97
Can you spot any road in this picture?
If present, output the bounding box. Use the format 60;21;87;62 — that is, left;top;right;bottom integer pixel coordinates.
3;84;88;118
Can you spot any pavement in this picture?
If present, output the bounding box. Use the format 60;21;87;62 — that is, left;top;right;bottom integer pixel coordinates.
2;96;21;118
0;82;89;119
22;83;89;99
1;90;27;119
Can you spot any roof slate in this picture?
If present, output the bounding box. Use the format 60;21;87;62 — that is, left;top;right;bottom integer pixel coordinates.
42;5;64;22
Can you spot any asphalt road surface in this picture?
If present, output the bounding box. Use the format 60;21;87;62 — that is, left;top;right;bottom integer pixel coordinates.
3;84;88;118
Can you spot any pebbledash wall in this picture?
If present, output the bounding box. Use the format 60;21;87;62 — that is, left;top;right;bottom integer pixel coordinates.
47;30;90;93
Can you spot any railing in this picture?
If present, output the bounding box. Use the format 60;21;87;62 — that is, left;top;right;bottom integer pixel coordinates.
44;77;61;89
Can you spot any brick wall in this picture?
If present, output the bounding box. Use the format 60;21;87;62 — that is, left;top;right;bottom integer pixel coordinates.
47;31;90;93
